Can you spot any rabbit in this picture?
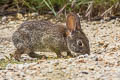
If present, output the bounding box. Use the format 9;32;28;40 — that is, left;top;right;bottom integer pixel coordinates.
12;12;90;60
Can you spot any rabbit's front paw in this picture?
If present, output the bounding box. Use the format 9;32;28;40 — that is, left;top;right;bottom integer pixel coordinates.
28;52;47;59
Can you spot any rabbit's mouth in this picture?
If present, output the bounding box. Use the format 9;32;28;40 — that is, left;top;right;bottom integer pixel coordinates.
67;46;83;57
70;51;81;57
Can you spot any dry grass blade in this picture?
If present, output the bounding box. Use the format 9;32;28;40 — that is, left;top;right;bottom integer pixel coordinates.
101;5;114;17
115;2;120;8
22;0;34;10
71;0;76;8
101;1;120;17
57;4;68;15
14;0;20;12
85;1;93;20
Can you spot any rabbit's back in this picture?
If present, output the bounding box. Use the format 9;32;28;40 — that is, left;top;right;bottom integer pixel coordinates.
12;20;68;52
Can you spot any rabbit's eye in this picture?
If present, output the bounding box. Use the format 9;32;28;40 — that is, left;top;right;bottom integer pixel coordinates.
77;40;83;46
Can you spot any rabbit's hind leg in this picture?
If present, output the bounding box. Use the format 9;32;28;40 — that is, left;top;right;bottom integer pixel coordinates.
14;49;24;61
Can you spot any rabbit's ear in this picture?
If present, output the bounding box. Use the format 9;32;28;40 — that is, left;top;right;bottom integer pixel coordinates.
66;12;81;32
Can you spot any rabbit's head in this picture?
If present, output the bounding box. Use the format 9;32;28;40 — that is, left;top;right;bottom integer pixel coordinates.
66;13;89;56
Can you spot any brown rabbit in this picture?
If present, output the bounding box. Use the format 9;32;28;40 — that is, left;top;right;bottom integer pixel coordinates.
12;12;90;60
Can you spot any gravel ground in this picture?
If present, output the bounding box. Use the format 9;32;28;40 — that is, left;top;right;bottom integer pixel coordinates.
0;17;120;80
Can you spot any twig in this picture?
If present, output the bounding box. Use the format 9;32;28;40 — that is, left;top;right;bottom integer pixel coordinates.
57;4;68;15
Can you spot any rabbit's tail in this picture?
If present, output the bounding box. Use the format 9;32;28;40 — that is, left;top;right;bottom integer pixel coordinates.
0;37;12;43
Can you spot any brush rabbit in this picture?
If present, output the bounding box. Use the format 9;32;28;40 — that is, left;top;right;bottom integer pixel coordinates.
12;12;90;60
